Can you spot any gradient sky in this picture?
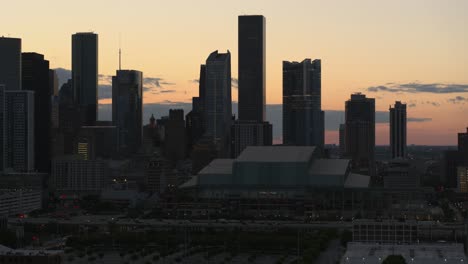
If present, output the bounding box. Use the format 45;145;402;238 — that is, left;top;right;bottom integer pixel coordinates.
4;0;467;145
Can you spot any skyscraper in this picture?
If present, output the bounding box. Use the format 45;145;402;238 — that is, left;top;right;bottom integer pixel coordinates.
282;59;324;147
112;70;143;155
389;101;407;159
459;127;468;165
2;87;35;172
238;15;266;122
345;93;375;174
72;32;98;125
22;52;52;173
205;50;232;157
186;65;206;149
165;109;186;161
0;37;22;90
231;121;272;158
339;124;345;157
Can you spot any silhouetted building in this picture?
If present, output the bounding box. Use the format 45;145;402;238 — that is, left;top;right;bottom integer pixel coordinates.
112;70;143;155
145;155;177;194
2;88;35;172
231;120;272;158
390;101;407;159
282;59;324;148
0;37;21;90
339;124;345;157
457;166;468;193
164;109;186;161
459;127;468;165
191;137;218;175
238;15;266;122
22;52;52;173
57;79;81;156
345;93;375;175
205;50;232;157
442;150;463;188
75;125;118;160
51;155;105;194
72;32;98;125
142;114;158;154
384;160;420;189
186;65;207;149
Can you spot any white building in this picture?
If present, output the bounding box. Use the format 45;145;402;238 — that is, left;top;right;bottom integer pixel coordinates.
0;189;42;216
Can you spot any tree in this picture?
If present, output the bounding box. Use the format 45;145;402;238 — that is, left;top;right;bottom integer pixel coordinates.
383;255;407;264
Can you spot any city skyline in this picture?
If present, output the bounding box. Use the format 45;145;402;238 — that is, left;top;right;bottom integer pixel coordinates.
3;0;467;145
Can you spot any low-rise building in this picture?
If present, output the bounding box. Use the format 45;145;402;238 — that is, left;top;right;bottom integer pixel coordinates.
0;190;42;216
0;244;63;264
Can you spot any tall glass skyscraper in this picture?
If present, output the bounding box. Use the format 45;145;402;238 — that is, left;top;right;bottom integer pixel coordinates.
205;50;232;157
0;37;22;91
112;70;143;155
72;32;98;125
238;15;265;122
390;101;407;159
283;59;324;147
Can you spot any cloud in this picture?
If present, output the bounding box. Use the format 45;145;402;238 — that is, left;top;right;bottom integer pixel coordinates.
231;78;238;89
421;101;440;107
160;90;176;93
408;103;417;108
366;82;468;94
408;117;432;122
98;85;112;99
448;96;468;104
190;79;199;83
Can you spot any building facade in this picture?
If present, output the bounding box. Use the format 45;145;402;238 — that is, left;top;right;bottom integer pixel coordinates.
282;59;324;148
238;15;266;122
0;37;21;91
112;70;143;155
3;89;35;172
164;109;186;161
390;101;407;159
0;189;42;216
204;50;232;157
345;93;375;175
72;32;98;125
22;52;52;173
51;156;105;193
231;120;272;158
459;127;468;165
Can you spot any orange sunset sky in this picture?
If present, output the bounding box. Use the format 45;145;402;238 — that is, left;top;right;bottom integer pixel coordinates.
4;0;467;145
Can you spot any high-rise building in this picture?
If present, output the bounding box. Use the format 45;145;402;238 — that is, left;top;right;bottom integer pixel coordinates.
339;124;345;157
164;109;186;161
112;70;143;155
2;88;35;172
459;127;468;165
72;32;98;125
390;101;407;159
457;166;468;193
345;93;375;175
231;121;272;158
282;59;324;147
22;52;52;173
186;65;206;149
205;50;232;157
0;37;21;90
238;15;266;122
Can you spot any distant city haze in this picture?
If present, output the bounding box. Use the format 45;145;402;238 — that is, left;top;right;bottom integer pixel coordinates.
5;0;467;145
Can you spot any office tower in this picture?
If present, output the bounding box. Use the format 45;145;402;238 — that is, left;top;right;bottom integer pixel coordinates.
164;109;186;161
459;127;468;165
112;70;143;155
145;155;177;194
231;121;272;158
442;150;463;188
0;37;21;90
186;65;206;149
51;156;105;193
339;124;345;157
389;101;407;159
282;59;324;147
205;50;232;157
72;32;98;125
384;160;420;189
238;15;266;122
345;93;375;174
1;88;35;172
22;53;52;173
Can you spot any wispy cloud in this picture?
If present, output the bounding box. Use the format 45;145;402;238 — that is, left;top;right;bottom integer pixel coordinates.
366;82;468;94
231;77;238;89
408;117;432;122
448;96;468;104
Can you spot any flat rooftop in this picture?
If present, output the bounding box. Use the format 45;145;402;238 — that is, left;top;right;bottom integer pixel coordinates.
198;159;234;175
236;146;316;163
309;159;350;175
